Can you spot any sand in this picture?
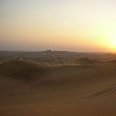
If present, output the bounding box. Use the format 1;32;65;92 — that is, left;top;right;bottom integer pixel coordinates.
0;60;116;116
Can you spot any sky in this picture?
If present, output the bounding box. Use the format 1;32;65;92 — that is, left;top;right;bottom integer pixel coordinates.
0;0;116;52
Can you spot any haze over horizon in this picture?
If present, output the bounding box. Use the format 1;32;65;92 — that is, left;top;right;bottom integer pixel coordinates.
0;0;116;52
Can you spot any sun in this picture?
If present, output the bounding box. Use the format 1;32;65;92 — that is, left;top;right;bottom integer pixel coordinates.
107;34;116;52
100;33;116;53
109;34;116;50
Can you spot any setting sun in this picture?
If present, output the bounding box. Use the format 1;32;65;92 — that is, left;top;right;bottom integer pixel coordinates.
110;35;116;48
104;33;116;52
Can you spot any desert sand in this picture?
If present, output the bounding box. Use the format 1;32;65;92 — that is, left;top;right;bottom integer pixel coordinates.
0;54;116;116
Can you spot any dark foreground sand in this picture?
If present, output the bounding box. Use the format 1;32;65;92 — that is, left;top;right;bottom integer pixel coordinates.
0;60;116;116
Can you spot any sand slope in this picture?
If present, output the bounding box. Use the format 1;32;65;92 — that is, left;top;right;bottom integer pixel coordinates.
0;60;49;81
0;60;116;116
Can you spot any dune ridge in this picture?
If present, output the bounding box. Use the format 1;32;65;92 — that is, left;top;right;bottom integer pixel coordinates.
0;60;48;81
0;58;116;116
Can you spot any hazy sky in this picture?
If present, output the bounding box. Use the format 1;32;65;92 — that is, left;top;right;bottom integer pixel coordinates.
0;0;116;52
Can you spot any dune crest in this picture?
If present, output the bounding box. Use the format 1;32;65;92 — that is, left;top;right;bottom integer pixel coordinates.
0;60;47;81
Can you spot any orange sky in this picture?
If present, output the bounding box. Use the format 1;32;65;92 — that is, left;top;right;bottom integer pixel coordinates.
0;0;116;52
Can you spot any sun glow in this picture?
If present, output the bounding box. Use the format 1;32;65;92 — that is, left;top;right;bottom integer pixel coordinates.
110;34;116;47
104;34;116;52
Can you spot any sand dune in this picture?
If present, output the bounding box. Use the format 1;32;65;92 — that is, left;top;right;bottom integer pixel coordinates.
0;59;116;116
0;60;49;81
